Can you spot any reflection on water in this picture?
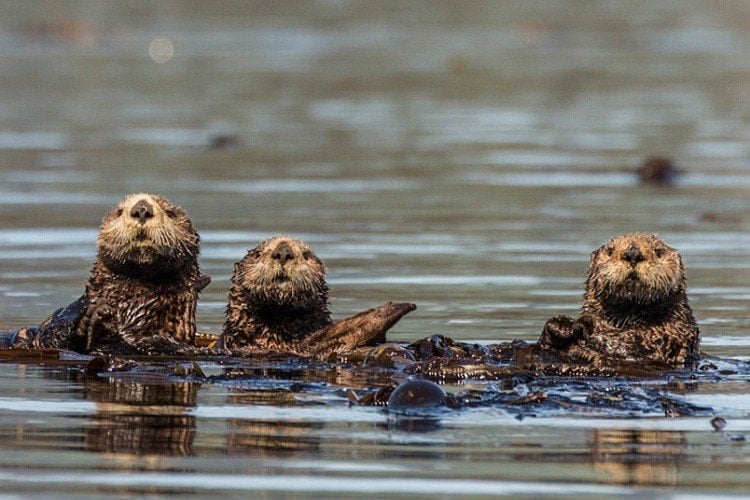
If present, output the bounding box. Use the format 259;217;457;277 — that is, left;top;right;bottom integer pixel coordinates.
1;0;750;496
227;418;323;457
85;379;198;457
591;429;686;486
1;362;750;495
225;388;323;457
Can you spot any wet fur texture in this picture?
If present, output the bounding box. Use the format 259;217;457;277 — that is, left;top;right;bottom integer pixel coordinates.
218;236;415;356
219;236;330;351
17;193;206;354
539;233;700;368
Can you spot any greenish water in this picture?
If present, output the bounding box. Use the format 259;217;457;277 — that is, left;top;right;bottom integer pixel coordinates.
1;1;750;496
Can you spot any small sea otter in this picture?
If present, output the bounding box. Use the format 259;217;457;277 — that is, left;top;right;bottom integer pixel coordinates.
217;235;415;357
539;233;700;368
11;193;209;354
636;156;680;186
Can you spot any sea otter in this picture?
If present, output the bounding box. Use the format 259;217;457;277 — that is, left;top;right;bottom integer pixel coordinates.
217;235;415;357
11;193;209;354
636;156;680;186
539;233;700;368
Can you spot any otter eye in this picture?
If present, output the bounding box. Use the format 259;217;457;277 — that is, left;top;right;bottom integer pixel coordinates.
605;246;614;257
302;251;310;259
165;209;176;218
116;208;123;217
655;248;665;258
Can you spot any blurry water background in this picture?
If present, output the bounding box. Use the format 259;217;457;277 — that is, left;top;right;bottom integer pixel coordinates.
1;1;750;496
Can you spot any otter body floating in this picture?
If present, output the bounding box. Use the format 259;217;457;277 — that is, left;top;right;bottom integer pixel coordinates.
217;235;415;357
539;232;699;369
11;193;209;355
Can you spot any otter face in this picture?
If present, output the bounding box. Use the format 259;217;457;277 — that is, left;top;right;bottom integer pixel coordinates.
588;233;684;306
234;236;327;309
97;193;199;275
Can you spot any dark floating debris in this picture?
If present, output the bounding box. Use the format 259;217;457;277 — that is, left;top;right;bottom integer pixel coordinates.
1;331;748;420
363;343;416;368
384;378;452;433
698;211;742;224
208;134;241;151
347;386;394;407
387;378;448;414
711;416;727;431
0;330;16;349
636;156;680;186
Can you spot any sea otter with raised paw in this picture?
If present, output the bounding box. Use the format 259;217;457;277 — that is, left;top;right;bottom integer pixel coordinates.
217;235;415;357
539;232;700;369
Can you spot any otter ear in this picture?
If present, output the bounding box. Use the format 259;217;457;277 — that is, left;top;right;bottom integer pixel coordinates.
247;248;261;261
591;247;602;261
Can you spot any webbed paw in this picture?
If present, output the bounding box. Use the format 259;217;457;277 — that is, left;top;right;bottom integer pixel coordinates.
571;314;596;339
538;315;577;349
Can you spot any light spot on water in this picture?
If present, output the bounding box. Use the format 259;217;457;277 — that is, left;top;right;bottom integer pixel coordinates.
0;132;67;150
149;38;174;63
3;291;41;297
699;335;750;347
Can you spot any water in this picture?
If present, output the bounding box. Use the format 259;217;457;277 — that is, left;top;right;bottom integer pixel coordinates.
1;1;750;496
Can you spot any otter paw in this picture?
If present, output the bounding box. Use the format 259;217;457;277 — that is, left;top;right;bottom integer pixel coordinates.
538;315;577;349
572;315;596;338
133;335;185;356
90;305;114;324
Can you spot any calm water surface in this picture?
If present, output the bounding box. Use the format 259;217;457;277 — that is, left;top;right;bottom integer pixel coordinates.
1;1;750;496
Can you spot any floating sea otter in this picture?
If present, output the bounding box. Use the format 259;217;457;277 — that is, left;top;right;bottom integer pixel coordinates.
9;193;209;354
217;235;416;358
539;232;700;369
398;233;701;381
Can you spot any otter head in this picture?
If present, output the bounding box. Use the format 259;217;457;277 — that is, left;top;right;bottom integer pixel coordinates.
96;193;199;277
587;233;686;310
233;236;328;310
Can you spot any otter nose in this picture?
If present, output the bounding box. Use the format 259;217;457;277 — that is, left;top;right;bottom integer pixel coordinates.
623;244;644;265
130;199;154;224
271;243;294;264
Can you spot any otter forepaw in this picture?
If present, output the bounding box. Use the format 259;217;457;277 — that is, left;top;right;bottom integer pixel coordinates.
538;315;577;349
571;315;596;338
132;335;188;356
89;304;114;325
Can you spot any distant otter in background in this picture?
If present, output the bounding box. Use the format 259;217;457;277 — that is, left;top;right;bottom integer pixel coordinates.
539;233;700;369
12;193;209;354
218;235;415;357
636;156;680;186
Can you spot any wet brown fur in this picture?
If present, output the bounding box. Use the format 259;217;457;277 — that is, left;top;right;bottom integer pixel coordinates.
18;193;205;354
218;236;415;356
219;236;330;351
539;233;700;368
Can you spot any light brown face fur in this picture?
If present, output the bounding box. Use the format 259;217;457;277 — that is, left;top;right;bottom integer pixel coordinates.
587;233;685;306
97;193;199;274
234;236;327;309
